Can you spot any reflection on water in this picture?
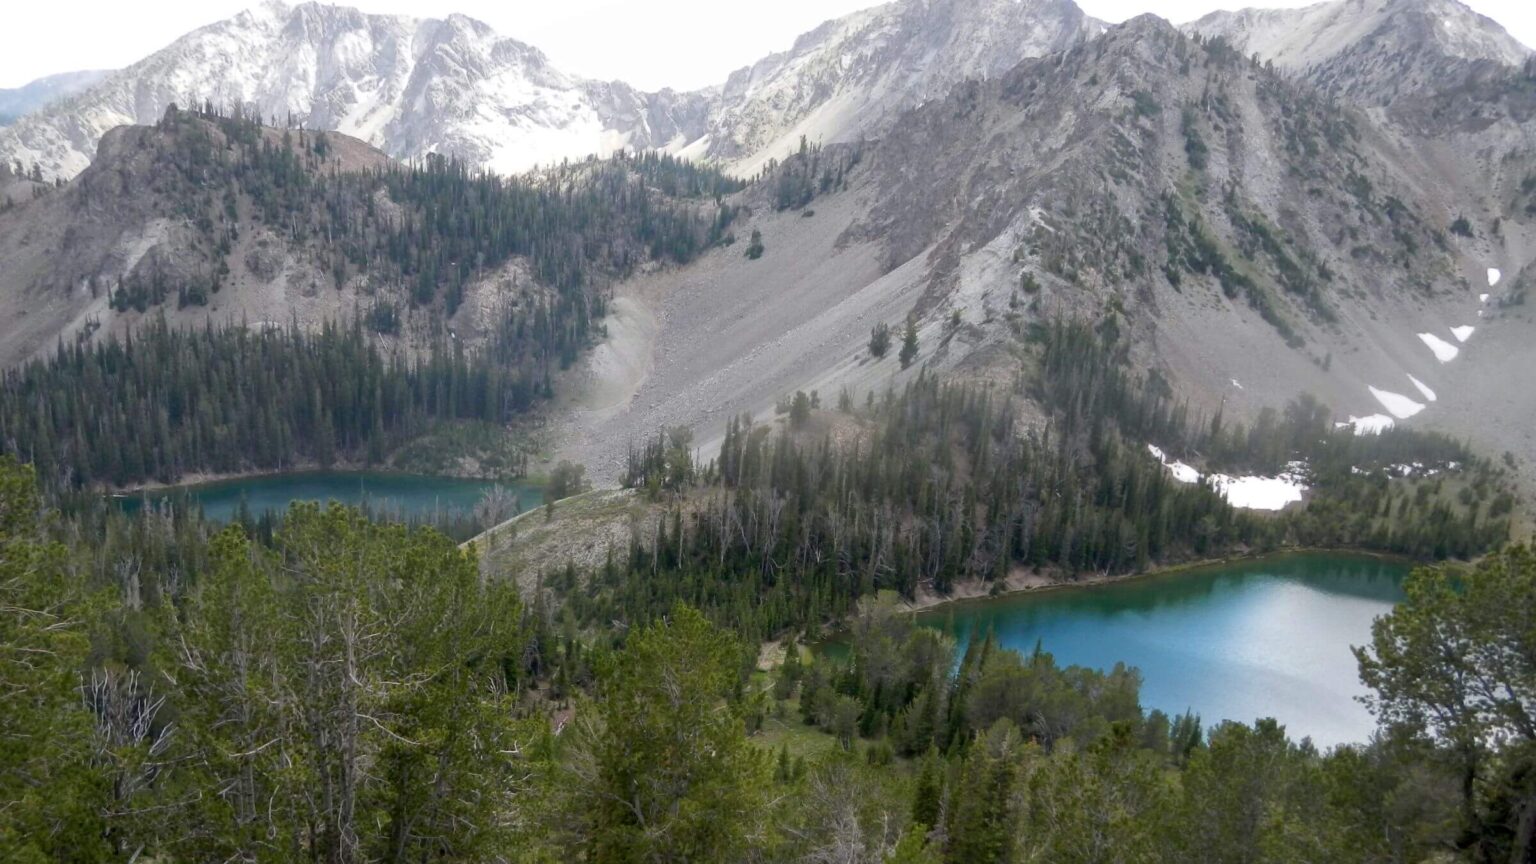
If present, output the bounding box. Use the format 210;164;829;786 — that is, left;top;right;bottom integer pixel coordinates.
916;554;1409;747
117;471;539;524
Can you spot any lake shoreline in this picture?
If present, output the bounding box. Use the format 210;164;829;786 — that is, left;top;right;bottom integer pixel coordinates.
106;463;536;497
892;551;1414;748
110;470;545;526
898;546;1420;616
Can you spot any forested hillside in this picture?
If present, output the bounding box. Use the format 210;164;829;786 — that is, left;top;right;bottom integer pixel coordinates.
0;107;744;489
570;318;1510;643
0;319;535;489
3;455;1534;862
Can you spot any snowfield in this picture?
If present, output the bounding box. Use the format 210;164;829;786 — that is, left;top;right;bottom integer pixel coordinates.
1339;414;1395;435
1369;385;1425;420
1207;471;1307;511
1407;374;1437;402
1148;445;1307;510
1418;332;1459;362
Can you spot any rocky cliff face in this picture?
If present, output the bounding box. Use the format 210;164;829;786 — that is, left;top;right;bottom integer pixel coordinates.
692;0;1102;174
0;1;711;180
1186;0;1530;105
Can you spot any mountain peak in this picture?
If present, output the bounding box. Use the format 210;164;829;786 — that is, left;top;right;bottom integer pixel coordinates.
699;0;1101;173
239;0;295;27
1191;0;1529;75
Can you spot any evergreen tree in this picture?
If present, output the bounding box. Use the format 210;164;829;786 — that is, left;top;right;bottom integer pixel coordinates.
0;458;106;862
576;603;766;861
911;748;943;831
944;720;1023;864
870;322;892;358
900;318;920;369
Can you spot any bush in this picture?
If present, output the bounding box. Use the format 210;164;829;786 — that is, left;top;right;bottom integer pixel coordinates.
544;460;588;504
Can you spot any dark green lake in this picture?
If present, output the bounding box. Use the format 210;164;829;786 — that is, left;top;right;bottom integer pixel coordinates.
118;471;540;523
920;553;1410;747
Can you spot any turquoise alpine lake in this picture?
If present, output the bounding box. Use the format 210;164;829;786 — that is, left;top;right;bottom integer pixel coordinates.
917;553;1410;748
117;471;540;523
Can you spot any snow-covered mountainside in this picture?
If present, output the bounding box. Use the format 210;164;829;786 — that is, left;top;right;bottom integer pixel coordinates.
0;1;708;180
0;70;112;125
1186;0;1531;104
694;0;1102;175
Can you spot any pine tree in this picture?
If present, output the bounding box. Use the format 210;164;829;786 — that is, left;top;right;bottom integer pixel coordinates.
900;318;920;369
912;748;943;831
0;458;107;861
578;603;766;861
870;321;892;358
944;721;1022;864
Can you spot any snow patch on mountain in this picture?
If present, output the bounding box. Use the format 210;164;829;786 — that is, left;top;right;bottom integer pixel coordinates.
1418;332;1460;362
1370;385;1425;419
1341;414;1396;435
1147;444;1307;510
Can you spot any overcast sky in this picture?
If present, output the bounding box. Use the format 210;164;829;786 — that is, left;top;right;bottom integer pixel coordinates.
2;0;1531;90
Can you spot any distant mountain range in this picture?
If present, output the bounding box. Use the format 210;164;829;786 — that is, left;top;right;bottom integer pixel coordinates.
0;0;1103;179
0;69;111;126
1;0;1529;182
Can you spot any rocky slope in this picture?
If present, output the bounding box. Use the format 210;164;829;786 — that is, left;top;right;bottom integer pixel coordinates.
1188;0;1536;303
691;0;1102;175
0;104;744;379
0;112;394;367
2;0;1534;488
557;15;1536;486
1187;0;1530;106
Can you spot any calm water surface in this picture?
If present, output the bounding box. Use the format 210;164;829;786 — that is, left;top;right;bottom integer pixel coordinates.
120;471;539;522
919;554;1409;747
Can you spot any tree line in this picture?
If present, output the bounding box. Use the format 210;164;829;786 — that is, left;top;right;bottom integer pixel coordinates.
0;317;533;490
